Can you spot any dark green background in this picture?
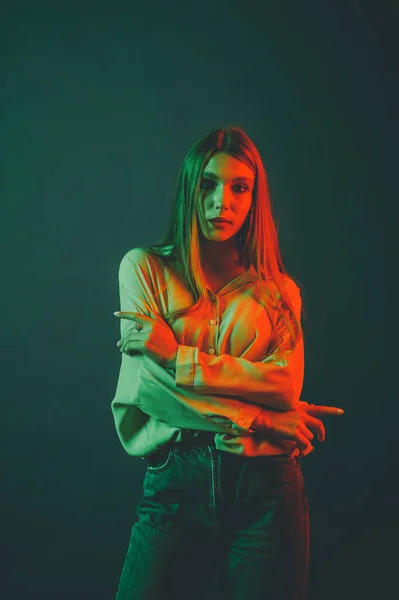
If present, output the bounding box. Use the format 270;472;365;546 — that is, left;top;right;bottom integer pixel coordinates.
2;1;397;598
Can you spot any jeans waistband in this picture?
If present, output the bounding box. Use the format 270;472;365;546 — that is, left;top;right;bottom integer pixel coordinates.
169;431;296;458
170;430;217;448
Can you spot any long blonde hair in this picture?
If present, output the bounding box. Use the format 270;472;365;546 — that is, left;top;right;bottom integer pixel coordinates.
137;125;304;361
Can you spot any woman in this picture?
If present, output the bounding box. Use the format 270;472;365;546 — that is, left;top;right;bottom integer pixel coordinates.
111;126;344;600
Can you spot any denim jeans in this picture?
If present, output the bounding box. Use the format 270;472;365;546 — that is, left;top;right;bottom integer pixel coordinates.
115;435;310;600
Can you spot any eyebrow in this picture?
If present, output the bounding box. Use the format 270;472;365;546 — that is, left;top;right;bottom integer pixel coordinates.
202;171;254;184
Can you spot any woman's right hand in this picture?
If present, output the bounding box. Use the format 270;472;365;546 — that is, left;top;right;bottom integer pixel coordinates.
250;401;345;453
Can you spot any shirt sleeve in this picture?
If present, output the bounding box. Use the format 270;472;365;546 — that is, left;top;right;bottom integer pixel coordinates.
175;280;304;411
111;250;265;440
135;354;264;434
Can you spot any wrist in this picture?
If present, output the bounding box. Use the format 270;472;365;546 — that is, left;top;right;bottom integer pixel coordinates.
251;408;272;432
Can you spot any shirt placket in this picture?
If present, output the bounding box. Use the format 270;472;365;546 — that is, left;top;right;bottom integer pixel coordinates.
206;289;260;434
205;292;242;436
207;291;220;356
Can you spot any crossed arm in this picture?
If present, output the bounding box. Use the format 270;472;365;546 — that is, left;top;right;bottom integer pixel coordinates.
112;252;304;436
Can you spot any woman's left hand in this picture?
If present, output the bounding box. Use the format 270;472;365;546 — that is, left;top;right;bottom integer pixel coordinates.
114;311;178;370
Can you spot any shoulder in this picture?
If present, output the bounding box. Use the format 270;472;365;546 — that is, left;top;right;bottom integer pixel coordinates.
281;274;301;299
265;275;302;319
121;247;150;265
117;248;156;288
267;274;301;300
119;247;163;273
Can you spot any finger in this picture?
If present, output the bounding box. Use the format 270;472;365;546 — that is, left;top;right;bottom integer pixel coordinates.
298;401;309;408
123;347;138;356
305;405;344;417
305;415;326;442
298;421;314;443
114;311;140;320
124;340;141;355
298;444;315;458
121;338;134;354
296;431;313;451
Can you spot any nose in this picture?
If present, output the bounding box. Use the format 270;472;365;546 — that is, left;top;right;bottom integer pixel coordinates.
213;185;232;210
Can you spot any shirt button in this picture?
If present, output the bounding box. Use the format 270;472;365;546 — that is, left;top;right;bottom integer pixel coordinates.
208;349;215;355
238;419;245;426
209;319;217;325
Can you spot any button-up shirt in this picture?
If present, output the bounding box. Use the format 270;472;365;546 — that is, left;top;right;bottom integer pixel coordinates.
111;248;304;458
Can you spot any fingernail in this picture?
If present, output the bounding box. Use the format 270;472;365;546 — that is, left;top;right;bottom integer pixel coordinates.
117;340;121;347
337;409;344;415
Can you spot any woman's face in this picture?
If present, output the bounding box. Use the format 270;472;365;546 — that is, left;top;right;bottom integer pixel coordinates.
197;152;255;243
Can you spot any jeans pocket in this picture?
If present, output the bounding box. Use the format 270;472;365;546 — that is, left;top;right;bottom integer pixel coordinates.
146;446;174;473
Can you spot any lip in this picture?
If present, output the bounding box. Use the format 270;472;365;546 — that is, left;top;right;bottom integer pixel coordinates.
209;218;231;226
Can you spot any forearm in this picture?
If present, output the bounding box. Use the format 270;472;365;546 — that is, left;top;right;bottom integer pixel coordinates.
137;354;264;434
174;344;303;412
166;351;298;413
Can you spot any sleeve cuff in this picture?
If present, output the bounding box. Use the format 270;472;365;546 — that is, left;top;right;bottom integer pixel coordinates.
175;344;198;388
231;405;264;433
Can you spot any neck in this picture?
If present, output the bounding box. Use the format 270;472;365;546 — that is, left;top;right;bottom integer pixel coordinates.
200;237;243;275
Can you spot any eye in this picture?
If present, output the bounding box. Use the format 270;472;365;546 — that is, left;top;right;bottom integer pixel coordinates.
233;184;249;193
200;180;214;190
200;180;249;193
